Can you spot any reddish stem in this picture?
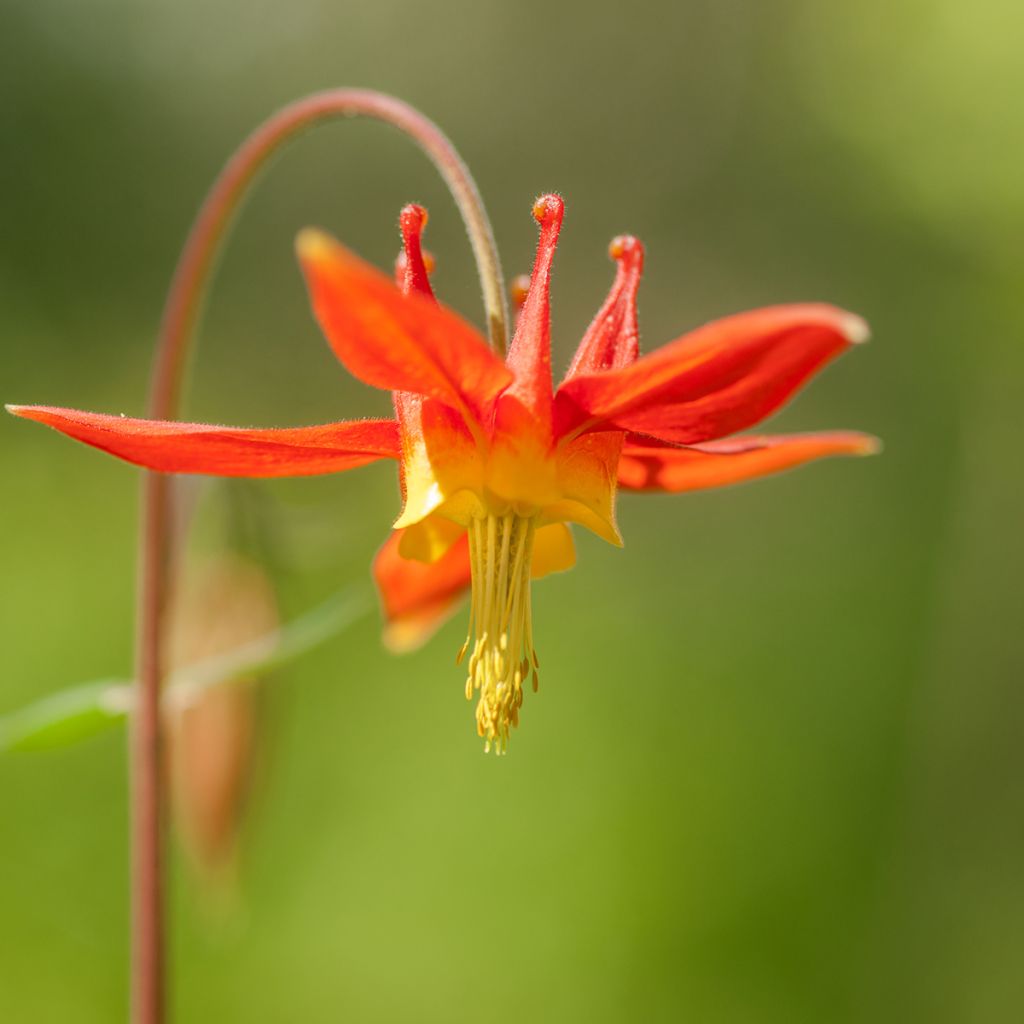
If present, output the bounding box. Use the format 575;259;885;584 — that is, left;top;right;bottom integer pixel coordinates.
132;90;506;1024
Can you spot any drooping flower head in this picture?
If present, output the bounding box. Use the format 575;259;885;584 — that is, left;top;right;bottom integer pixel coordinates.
8;194;876;752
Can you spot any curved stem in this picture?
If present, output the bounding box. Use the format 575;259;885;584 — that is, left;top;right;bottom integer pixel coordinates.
132;90;507;1024
151;89;508;419
133;475;167;1024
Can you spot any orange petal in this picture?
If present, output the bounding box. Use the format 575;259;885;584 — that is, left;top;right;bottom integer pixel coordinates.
555;304;868;444
617;430;880;493
374;532;473;651
296;229;511;424
7;405;400;476
373;529;471;653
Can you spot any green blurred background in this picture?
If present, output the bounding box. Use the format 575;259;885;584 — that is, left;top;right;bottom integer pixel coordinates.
2;0;1022;1020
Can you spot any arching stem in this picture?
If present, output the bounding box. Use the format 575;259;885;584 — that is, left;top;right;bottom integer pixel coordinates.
132;90;507;1024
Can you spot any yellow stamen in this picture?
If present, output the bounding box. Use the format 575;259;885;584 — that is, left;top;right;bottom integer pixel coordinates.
462;512;538;753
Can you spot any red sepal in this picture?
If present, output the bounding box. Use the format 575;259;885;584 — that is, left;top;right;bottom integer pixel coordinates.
6;405;400;477
296;228;510;425
617;430;879;492
555;304;868;444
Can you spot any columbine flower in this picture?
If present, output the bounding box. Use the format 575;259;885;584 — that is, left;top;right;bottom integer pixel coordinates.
7;194;876;751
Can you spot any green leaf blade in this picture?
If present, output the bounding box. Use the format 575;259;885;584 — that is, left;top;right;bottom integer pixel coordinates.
0;682;130;753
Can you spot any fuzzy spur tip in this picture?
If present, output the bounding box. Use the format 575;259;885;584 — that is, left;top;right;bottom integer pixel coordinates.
532;193;564;226
608;234;645;271
399;203;428;236
606;235;638;266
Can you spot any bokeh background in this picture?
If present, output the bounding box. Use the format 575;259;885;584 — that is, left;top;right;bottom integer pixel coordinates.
2;1;1022;1021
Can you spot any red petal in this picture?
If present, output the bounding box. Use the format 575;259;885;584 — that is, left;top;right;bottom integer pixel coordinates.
498;195;564;436
373;529;471;652
554;304;868;444
563;235;644;380
394;204;436;299
617;430;880;493
7;405;400;477
296;229;510;424
391;203;438;489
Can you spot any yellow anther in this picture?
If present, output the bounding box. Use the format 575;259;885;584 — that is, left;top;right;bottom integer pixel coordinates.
464;511;539;753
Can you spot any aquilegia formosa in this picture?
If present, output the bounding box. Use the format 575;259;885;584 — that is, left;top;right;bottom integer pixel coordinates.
7;193;876;752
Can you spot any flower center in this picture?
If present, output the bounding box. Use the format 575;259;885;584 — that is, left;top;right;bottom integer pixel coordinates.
459;511;539;753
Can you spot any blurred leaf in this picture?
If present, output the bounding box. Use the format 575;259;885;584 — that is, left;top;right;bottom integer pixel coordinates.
0;681;130;752
0;585;373;753
165;582;372;707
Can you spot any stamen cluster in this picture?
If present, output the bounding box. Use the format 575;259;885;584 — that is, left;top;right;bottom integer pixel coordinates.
460;512;539;753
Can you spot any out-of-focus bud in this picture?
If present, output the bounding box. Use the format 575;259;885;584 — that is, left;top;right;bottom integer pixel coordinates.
164;555;278;885
510;274;531;312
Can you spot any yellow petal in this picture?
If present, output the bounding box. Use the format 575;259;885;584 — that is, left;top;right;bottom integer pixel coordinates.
397;513;467;563
545;431;623;545
393;399;484;530
541;499;622;547
531;522;576;578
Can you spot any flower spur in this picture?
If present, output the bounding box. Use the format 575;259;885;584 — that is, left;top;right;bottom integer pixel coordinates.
7;194;876;752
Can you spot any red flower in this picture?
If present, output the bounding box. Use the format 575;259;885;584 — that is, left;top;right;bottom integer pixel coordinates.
8;194;876;751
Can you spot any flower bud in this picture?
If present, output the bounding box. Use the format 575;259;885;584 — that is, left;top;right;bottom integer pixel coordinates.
164;556;278;883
